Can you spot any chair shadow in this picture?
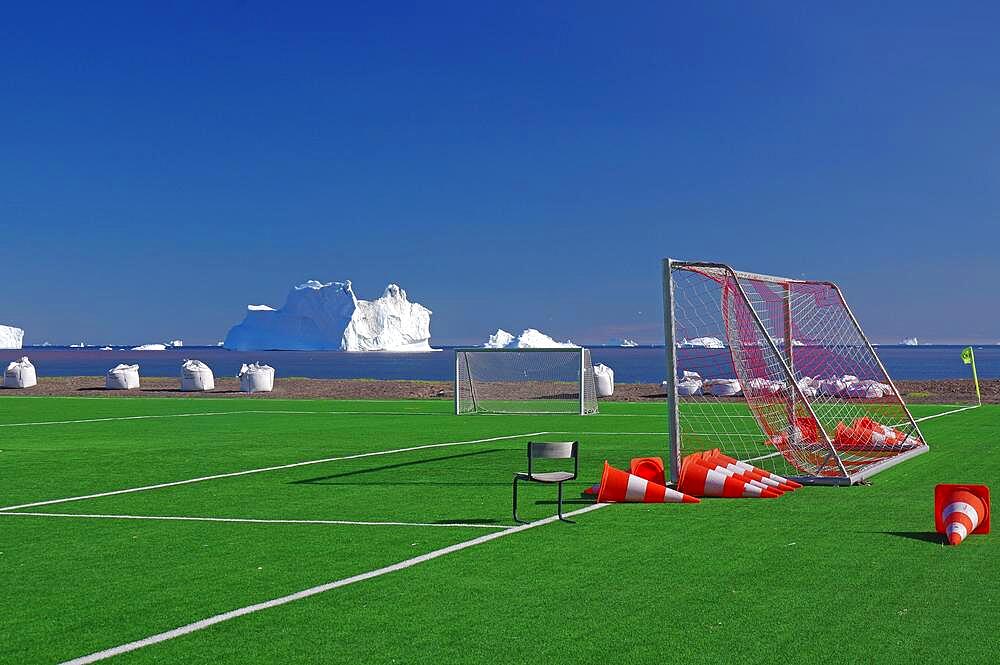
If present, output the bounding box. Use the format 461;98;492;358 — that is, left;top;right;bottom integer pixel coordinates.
877;531;943;544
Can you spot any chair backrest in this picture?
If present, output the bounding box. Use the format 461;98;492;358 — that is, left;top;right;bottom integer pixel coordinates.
527;441;578;477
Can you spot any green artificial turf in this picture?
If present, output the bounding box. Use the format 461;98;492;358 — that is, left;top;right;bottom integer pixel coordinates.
0;397;995;663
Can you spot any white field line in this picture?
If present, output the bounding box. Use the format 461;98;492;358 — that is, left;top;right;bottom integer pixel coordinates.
911;404;981;423
0;411;257;428
0;512;508;529
60;502;610;665
546;431;668;435
0;431;547;513
0;409;454;428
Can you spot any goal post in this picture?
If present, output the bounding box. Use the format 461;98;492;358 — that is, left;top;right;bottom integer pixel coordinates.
663;258;928;486
454;348;599;415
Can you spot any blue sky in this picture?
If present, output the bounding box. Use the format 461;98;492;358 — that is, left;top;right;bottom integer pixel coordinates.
2;2;998;345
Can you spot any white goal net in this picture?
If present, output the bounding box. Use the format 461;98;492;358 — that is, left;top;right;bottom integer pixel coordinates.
664;259;928;485
455;348;599;415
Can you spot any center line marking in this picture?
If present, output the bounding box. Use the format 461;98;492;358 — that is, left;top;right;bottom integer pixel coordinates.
0;512;509;529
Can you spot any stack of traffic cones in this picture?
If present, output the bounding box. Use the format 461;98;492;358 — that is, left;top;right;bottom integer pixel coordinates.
935;484;990;546
594;461;699;504
677;449;801;499
834;417;921;451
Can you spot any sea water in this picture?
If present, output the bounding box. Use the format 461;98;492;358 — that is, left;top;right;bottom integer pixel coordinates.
2;345;995;383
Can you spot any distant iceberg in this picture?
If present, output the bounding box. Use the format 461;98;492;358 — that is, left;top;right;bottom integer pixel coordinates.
677;336;725;349
608;337;639;347
484;328;577;349
901;337;919;346
224;280;433;352
0;324;25;349
132;343;167;351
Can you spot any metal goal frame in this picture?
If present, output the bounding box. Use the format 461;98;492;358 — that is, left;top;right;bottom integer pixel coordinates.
663;258;928;486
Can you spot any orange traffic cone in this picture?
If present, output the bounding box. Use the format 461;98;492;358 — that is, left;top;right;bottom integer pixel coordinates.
704;448;803;489
629;456;666;485
935;484;990;546
596;461;699;504
697;451;796;492
691;453;784;495
678;454;781;498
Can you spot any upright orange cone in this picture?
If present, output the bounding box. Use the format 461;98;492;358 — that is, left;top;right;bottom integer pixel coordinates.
935;484;990;546
704;449;803;489
596;461;699;504
678;454;781;498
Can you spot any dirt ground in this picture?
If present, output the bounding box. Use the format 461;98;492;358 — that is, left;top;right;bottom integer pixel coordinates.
1;376;995;404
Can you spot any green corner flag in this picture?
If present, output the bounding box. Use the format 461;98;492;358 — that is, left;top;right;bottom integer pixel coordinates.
961;346;982;405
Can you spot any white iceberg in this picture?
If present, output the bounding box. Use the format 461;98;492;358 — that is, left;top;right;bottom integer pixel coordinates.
677;336;725;349
167;339;183;347
69;342;87;348
482;328;577;349
901;337;919;346
224;280;432;352
484;329;516;349
106;364;140;390
1;324;25;349
4;357;37;388
100;346;113;351
608;337;639;348
132;343;167;351
239;362;275;393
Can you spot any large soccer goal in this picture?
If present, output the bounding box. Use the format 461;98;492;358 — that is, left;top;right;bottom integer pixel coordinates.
663;259;928;485
455;348;599;415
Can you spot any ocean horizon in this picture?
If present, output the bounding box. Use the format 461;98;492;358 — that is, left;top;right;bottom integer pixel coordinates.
2;344;994;383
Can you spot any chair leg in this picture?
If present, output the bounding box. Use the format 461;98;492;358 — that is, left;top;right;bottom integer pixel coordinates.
513;477;528;524
557;482;574;524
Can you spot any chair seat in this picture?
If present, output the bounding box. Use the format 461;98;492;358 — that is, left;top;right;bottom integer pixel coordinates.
515;471;575;483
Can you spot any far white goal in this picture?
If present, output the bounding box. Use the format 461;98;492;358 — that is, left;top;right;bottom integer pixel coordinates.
455;348;599;415
664;259;928;486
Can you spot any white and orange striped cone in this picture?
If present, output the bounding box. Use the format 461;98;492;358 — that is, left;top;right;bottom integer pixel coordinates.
678;454;781;499
935;484;990;546
698;451;796;493
853;417;921;447
690;453;785;495
704;449;803;489
596;461;699;504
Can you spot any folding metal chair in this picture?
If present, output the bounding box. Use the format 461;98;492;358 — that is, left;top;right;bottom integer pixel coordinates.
512;441;579;524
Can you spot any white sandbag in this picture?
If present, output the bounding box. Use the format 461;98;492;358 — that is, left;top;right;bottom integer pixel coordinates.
593;363;614;397
239;362;275;393
819;379;847;396
676;370;703;396
703;378;742;397
180;359;215;391
846;382;884;399
746;377;784;395
796;377;818;398
4;356;36;388
106;363;140;390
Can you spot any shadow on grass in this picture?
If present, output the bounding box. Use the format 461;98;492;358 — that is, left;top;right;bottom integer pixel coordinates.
290;448;506;484
877;531;943;544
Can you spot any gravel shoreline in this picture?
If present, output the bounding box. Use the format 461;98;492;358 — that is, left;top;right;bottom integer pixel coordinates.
1;376;994;404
